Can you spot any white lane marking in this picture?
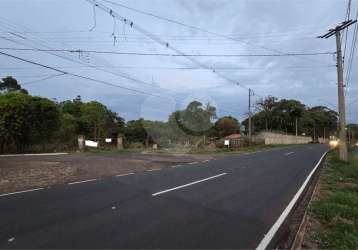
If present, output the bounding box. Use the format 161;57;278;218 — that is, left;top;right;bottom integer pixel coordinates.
68;179;97;185
0;153;68;157
152;173;227;196
116;173;134;177
0;188;44;197
256;151;328;250
285;152;295;156
202;160;210;163
8;237;15;242
188;161;198;165
171;165;182;168
147;169;161;172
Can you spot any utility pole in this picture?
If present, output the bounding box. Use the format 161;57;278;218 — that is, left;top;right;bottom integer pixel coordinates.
248;88;252;146
295;117;298;137
319;19;357;162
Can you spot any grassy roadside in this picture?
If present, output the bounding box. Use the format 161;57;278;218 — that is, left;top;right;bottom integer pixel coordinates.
303;149;358;249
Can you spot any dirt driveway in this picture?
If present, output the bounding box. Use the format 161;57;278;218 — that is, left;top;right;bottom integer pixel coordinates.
0;152;217;193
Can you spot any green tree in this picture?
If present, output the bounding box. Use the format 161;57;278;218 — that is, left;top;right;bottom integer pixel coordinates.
0;76;28;94
0;92;59;153
124;119;148;145
256;96;278;131
214;116;240;137
174;101;217;136
80;101;109;140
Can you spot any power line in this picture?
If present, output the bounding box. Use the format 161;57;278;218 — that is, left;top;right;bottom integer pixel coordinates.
343;0;352;65
22;73;66;86
0;50;162;97
0;47;336;57
0;65;336;71
86;0;264;96
0;18;188;98
100;0;332;66
0;51;243;115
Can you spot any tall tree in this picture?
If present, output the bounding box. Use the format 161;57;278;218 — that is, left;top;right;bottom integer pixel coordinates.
256;96;278;131
214;116;240;137
0;92;59;153
0;76;28;94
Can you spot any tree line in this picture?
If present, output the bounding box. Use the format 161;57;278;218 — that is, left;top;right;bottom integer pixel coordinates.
243;96;341;140
0;76;356;153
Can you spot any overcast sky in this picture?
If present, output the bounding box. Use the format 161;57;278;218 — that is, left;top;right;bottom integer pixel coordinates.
0;0;357;123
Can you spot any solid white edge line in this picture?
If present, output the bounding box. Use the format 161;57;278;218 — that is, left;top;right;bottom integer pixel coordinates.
0;188;44;197
256;151;328;250
152;172;227;196
68;179;97;185
0;153;68;157
116;173;134;177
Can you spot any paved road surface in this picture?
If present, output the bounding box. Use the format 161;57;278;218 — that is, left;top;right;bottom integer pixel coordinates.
0;144;328;249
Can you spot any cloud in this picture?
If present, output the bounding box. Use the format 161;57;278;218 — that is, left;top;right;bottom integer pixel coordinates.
0;0;356;123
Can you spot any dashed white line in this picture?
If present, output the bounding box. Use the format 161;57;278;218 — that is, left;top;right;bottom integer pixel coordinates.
188;161;199;165
68;179;97;185
8;237;15;242
152;172;227;196
171;165;182;168
116;173;134;177
0;188;44;197
147;169;161;172
285;152;295;156
0;153;68;157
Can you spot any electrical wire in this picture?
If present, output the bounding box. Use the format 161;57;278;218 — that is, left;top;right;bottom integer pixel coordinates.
0;17;188;98
0;47;336;57
86;0;263;96
0;50;161;97
100;0;332;66
0;65;337;70
343;0;352;66
345;10;358;89
22;73;66;86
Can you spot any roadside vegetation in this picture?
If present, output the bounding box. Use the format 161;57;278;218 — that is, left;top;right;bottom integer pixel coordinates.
1;76;356;154
305;148;358;249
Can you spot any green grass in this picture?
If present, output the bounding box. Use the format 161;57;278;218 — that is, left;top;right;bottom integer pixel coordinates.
309;150;358;249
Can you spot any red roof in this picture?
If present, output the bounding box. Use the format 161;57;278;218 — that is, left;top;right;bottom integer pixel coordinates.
225;134;241;139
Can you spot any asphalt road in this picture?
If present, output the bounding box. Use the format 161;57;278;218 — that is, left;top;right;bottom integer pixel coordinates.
0;144;328;249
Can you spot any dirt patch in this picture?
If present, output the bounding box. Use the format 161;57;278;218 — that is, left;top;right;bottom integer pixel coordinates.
0;153;216;193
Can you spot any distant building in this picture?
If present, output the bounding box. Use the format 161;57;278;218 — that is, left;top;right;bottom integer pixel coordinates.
225;133;241;148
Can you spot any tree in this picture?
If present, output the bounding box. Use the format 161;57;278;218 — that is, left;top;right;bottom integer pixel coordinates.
256;96;278;131
29;96;60;148
80;101;109;140
303;106;338;140
124;119;148;145
0;92;59;153
0;76;28;94
214;116;240;137
174;101;217;136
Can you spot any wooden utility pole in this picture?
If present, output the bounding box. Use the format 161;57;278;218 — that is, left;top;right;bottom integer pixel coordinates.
319;19;357;162
248;88;252;145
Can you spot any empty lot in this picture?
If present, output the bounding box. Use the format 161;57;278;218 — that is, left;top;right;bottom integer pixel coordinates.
0;152;215;193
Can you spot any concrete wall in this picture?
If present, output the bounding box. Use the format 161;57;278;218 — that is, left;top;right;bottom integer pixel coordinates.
254;132;312;145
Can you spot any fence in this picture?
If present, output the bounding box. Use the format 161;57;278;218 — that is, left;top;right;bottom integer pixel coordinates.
254;132;312;145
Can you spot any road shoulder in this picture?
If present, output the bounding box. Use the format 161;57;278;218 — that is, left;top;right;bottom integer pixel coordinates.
300;150;358;249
